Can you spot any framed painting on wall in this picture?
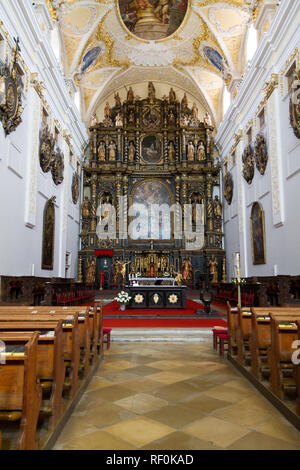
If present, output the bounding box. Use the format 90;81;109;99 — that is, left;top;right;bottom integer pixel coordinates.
250;202;266;265
42;197;55;270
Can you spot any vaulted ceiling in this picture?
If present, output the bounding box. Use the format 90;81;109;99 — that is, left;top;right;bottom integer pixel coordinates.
47;0;256;127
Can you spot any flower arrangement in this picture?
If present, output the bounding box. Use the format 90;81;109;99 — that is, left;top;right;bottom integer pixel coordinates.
114;291;132;306
232;277;247;286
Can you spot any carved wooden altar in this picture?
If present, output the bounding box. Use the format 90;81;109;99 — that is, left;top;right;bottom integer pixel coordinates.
79;83;225;288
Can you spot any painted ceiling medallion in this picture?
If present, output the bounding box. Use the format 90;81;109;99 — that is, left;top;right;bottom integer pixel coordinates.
117;0;189;41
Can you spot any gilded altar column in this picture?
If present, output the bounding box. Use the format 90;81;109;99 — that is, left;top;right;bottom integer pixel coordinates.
164;131;168;168
175;175;181;239
91;173;98;232
116;173;122;237
135;131;140;168
175;131;180;164
77;255;83;283
92;129;97;168
124;131;128;165
206;175;214;236
122;175;129;240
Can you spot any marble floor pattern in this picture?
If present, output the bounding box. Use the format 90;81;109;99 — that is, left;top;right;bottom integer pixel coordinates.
53;341;300;450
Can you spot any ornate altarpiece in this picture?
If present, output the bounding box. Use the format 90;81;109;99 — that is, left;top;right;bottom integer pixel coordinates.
78;84;225;287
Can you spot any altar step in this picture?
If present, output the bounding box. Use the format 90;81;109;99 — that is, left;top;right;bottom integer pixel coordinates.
110;328;213;343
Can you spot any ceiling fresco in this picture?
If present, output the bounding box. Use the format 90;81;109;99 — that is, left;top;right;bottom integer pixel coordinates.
46;0;260;126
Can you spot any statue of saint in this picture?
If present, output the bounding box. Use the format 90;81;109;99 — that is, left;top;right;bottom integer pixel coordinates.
115;113;123;127
168;141;175;162
191;102;198;119
181;93;188;112
108;141;116;161
208;255;218;283
187;141;194;161
86;257;96;284
127;87;134;103
81;197;91;218
128;141;135;162
204;112;212;127
114;92;121;107
197;141;206;161
90;113;98;127
181;258;193;281
213;195;222;217
128;111;135;125
168;110;175;125
98;142;106;161
169;87;176;103
104;102;111;119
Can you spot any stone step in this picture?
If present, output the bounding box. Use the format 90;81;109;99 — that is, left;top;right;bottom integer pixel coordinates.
110;327;213;343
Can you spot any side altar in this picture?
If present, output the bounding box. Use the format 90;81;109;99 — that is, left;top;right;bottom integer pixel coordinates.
127;277;187;309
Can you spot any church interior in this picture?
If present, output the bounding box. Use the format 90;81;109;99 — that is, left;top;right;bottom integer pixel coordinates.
0;0;299;451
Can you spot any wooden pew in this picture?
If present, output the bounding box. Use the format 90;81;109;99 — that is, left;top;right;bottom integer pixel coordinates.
268;313;300;399
0;306;97;373
226;302;238;356
236;306;252;365
0;313;80;398
0;321;65;428
250;308;300;380
295;321;300;415
0;332;42;450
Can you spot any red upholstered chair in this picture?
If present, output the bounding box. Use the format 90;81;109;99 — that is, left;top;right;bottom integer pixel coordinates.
212;327;228;350
103;328;112;350
217;334;229;357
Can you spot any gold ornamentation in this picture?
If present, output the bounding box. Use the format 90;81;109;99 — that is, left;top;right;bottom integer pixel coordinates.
153;293;160;304
72;172;80;204
254;133;268;175
168;293;178;304
263;73;278;100
0;39;23;136
289;69;300;139
39;126;55;173
224;171;233;205
134;293;144;304
30;72;45;99
242;144;255;184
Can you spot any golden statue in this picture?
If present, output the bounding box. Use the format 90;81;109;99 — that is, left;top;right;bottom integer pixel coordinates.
197;141;206;161
168;141;175;162
181;258;193;281
112;260;131;283
128;141;135;162
187;141;194;161
81;197;91;218
86;257;96;284
108;141;116;161
104;102;111;119
208;255;218;283
98;142;106;161
174;272;183;286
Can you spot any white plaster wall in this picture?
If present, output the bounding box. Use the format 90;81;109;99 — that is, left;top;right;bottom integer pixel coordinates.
216;0;300;278
0;0;87;279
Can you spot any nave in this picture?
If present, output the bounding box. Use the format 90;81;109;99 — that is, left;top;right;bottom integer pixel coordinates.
53;341;300;450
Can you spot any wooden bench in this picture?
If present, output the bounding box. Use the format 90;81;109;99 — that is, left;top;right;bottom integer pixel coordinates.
0;313;80;399
295;321;300;415
268;313;300;399
0;332;42;449
250;308;300;381
226;302;238;356
0;305;101;371
236;306;252;365
0;321;65;428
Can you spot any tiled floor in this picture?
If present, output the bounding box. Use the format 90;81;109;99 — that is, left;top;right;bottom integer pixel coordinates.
53;341;300;450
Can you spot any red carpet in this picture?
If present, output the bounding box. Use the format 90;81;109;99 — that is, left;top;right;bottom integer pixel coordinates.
102;299;227;328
